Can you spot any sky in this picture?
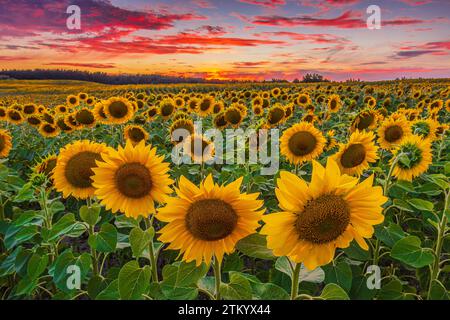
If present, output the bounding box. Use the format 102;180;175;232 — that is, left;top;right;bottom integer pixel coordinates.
0;0;449;81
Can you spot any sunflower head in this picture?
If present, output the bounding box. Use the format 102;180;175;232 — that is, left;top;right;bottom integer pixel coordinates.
170;118;195;144
224;105;244;128
392;135;432;182
124;125;149;146
39;123;60;138
159;98;176;119
75;108;96;128
67;95;79;107
261;158;387;270
54;140;111;199
266;104;285;127
158;175;264;266
92;140;173;218
280;122;326;165
103;97;134;124
333;130;379;176
0;129;12;158
327;94;342;113
183;134;215;164
213;112;228;130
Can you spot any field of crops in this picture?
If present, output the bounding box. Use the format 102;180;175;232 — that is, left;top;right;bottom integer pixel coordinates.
0;79;448;300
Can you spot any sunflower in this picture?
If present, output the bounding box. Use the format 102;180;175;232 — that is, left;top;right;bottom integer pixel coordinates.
23;103;37;116
55;105;69;114
66;95;79;107
54;140;110;199
78;92;88;101
75;108;96;128
327;94;342;113
351;109;379;132
170;118;195;144
172;111;190;122
92;140;173;218
213;112;228;130
377;116;412;149
212;101;224;114
365;96;377;109
198;96;214;117
302;112;318;124
324;130;338;151
157;175;264;266
146;106;159;121
266;104;285;127
92;102;109;124
159;98;176;120
27;115;42;127
280;122;326;165
85;97;95;106
253;104;264;116
183;134;215;163
0;129;12;158
6;109;24;124
33;154;58;181
411;118;438;141
103;97;134;124
187;98;199;113
445;99;450;112
296;93;311;108
173;96;185;109
64;113;82;130
391;135;432;182
261;158;387;271
271;88;281;98
224;105;244;128
124;124;149;146
0;107;6;121
332;130;378;176
39;123;60;138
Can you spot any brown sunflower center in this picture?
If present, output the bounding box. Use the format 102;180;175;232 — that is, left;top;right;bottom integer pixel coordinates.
296;194;350;244
186;199;238;241
64;151;102;189
299;96;307;104
76;109;95;125
0;136;5;152
23;105;35;114
340;143;366;168
69;97;77;105
356;113;375;130
269;108;284;124
384;125;403;143
27;117;41;126
115;162;152;199
288;131;317;156
161;103;174;117
225;109;241;125
128;128;145;142
330;99;337;109
200;99;212;111
108;101;129;118
42;124;56;134
8;110;22;121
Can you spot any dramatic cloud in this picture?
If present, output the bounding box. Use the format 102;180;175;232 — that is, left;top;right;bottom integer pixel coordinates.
44;62;116;69
237;0;286;8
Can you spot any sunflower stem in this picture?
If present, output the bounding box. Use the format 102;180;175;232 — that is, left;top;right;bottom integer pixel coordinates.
89;224;100;277
145;217;159;283
290;262;302;300
213;257;222;300
427;190;449;300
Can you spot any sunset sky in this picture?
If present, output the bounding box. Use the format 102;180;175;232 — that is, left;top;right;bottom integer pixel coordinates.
0;0;449;81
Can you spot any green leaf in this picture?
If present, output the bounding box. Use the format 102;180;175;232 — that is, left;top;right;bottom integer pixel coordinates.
275;257;324;284
319;283;349;300
52;250;91;293
407;198;434;212
27;253;49;280
323;262;352;292
375;223;407;248
96;279;120;300
129;227;152;259
378;279;405;300
350;275;376;300
252;282;289;300
118;261;151;300
236;234;275;260
392;199;414;212
162;261;208;288
88;275;108;299
391;236;434;268
45;213;86;242
79;205;100;226
428;280;450;300
4;224;37;250
160;284;198;300
220;272;252;300
89;223;117;253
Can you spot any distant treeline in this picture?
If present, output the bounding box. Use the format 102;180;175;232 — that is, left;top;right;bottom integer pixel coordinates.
0;69;231;85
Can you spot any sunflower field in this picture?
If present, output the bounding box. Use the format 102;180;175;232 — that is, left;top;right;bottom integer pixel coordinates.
0;79;449;301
